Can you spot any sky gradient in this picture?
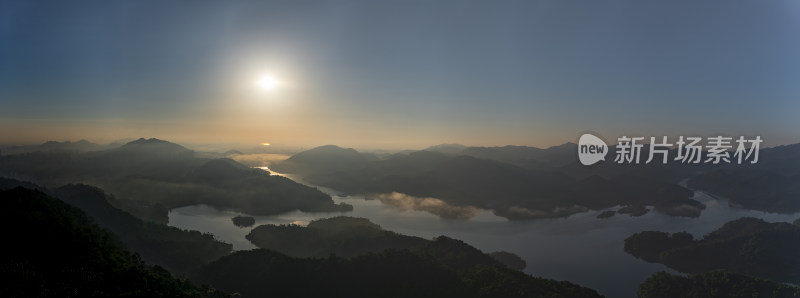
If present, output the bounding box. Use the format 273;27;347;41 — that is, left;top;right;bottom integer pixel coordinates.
2;0;799;150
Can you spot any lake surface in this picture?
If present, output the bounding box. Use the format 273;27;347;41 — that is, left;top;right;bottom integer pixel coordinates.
169;171;800;298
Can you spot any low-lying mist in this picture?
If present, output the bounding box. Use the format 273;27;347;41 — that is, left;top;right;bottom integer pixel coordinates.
374;192;481;220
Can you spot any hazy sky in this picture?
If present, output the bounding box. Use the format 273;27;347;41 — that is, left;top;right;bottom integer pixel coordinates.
2;0;799;149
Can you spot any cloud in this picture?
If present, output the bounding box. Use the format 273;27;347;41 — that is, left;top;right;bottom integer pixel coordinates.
374;192;481;220
289;220;309;226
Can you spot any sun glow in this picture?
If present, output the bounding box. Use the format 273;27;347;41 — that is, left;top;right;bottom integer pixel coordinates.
257;76;278;90
261;142;271;146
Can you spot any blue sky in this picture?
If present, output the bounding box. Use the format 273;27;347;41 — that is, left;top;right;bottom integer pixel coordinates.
1;0;799;149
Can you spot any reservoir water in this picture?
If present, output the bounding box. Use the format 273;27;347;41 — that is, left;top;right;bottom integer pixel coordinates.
168;171;800;297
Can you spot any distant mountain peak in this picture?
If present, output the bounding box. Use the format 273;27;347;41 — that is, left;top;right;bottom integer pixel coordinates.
297;144;359;154
125;138;180;146
118;138;191;153
38;139;100;150
272;144;370;174
222;149;244;156
287;145;364;161
546;142;577;150
407;150;449;159
41;140;66;147
424;143;467;154
427;143;466;148
130;137;165;143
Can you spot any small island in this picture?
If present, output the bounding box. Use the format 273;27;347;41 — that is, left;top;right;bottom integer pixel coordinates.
618;205;649;217
653;199;705;218
232;215;256;228
596;210;616;219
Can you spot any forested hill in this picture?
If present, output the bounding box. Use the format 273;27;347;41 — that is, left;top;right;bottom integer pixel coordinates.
625;217;800;283
0;138;351;223
0;187;226;297
55;183;232;274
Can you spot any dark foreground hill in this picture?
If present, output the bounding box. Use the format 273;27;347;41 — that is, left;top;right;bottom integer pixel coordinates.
194;216;602;298
638;270;800;298
192;248;601;298
0;180;601;297
246;216;525;270
0;187;226;297
0;178;231;275
625;217;800;284
54;183;232;274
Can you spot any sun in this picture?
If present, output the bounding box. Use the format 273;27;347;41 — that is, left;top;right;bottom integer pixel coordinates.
257;76;278;90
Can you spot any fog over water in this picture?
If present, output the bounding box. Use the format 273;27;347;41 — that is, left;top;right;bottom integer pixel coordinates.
169;171;800;298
